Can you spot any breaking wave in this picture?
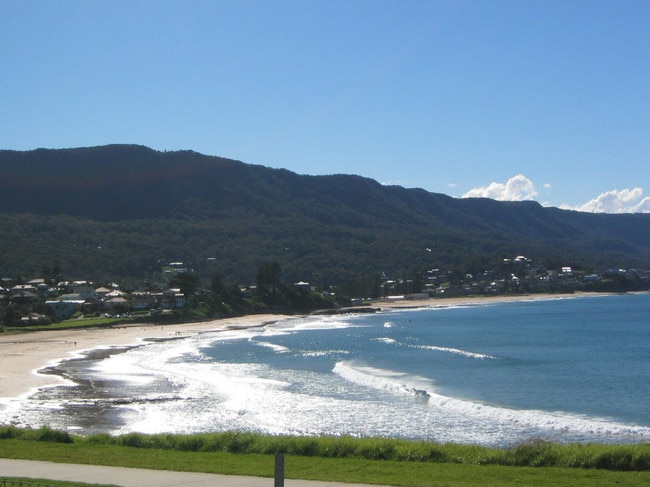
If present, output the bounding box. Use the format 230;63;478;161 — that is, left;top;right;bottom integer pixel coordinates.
375;337;496;360
333;361;433;400
254;341;291;353
332;360;650;442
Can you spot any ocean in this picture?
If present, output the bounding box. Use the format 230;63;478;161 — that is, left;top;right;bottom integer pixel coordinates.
2;293;649;447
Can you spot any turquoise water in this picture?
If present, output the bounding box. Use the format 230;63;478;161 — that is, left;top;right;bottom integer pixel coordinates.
2;293;649;446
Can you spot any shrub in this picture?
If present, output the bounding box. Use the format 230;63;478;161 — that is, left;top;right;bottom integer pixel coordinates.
0;426;20;439
116;432;152;448
85;433;113;444
34;426;73;444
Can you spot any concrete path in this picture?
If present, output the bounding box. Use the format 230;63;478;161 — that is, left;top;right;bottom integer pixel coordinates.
0;458;381;487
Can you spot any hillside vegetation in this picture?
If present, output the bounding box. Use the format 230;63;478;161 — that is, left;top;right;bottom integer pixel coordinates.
1;145;649;288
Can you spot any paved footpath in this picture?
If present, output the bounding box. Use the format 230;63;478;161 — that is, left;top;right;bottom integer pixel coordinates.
0;458;383;487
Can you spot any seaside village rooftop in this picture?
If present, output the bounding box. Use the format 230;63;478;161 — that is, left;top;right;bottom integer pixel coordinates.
2;279;186;325
1;269;188;326
1;257;649;326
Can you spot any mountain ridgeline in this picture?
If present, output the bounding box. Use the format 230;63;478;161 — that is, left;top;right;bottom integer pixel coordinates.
1;145;649;287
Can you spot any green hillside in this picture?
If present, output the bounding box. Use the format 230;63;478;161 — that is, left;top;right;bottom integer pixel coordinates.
1;145;649;288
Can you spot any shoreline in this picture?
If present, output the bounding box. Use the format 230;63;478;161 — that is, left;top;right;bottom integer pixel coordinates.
0;291;631;402
375;290;618;310
0;313;291;400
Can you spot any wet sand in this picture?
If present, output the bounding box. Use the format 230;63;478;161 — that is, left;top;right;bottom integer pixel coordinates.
0;314;290;400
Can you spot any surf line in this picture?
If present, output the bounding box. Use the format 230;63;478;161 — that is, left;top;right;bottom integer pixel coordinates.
375;337;496;360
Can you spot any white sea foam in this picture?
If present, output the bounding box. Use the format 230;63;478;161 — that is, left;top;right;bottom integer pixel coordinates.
89;339;202;385
374;336;495;360
252;335;348;357
425;390;650;440
254;341;291;353
411;343;496;360
333;361;433;400
299;349;349;357
271;315;360;332
375;337;396;345
333;361;650;442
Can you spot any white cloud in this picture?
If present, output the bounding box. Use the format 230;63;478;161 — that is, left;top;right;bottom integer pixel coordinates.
563;188;650;214
462;175;650;214
462;174;538;201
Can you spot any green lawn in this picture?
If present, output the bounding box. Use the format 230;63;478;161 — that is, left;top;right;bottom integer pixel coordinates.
3;316;124;334
1;430;649;487
1;478;118;487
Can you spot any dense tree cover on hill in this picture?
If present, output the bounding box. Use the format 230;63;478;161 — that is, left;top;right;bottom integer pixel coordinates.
1;145;649;295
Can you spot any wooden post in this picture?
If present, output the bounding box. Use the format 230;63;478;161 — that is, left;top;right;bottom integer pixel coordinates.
274;452;285;487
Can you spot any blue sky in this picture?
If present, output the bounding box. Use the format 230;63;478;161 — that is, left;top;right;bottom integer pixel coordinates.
2;0;648;213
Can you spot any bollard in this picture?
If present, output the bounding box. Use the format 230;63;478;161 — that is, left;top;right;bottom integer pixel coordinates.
274;452;285;487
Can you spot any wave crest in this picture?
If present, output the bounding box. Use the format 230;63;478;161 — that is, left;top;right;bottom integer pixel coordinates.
333;361;650;442
374;337;495;360
333;361;432;400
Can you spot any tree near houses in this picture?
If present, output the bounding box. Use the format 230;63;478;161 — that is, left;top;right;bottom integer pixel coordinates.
256;261;282;298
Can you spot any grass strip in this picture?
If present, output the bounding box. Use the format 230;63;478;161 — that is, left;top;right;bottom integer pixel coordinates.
1;428;650;487
1;441;649;487
1;478;118;487
3;427;648;471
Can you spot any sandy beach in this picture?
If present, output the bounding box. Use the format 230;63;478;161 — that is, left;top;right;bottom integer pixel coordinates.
0;314;291;400
0;292;598;401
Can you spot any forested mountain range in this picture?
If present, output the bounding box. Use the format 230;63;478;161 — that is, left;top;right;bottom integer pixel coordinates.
1;144;649;289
